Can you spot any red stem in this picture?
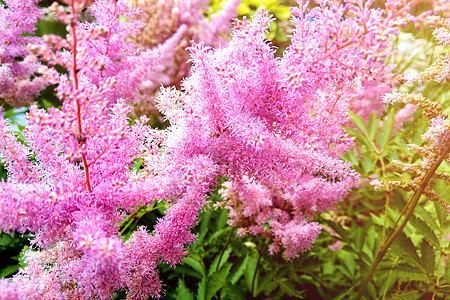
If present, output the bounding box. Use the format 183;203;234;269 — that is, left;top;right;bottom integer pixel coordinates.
71;0;92;193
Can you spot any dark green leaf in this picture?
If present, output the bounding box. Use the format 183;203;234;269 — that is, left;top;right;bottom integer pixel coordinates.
229;255;249;285
209;247;232;276
278;279;303;298
256;269;276;295
174;279;194;300
221;283;246;300
0;265;19;278
206;263;232;300
197;277;207;300
244;249;259;291
184;256;205;277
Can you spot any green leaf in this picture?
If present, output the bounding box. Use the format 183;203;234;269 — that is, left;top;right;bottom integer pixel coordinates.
195;211;212;247
0;265;19;278
278;279;303;298
337;251;357;279
262;281;278;295
361;154;377;174
296;257;322;274
414;205;439;231
346;128;373;150
256;269;276;296
409;216;440;249
244;249;259;292
342;150;359;166
351;113;369;137
209;247;232;276
184;256;206;277
230;255;249;285
368;112;379;141
221;283;246;300
390;231;420;265
170;265;203;279
206;263;232;300
376;110;395;148
381;263;428;281
197;277;207;300
419;240;435;275
174;279;194;300
446;257;450;283
433;201;447;230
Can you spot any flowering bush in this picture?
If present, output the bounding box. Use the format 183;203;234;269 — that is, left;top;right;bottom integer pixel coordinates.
0;0;449;299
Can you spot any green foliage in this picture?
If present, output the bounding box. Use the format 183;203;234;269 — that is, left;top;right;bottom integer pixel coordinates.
0;232;30;278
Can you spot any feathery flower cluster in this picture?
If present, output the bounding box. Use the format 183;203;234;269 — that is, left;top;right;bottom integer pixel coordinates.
0;0;439;298
206;0;425;259
130;0;240;117
0;0;46;106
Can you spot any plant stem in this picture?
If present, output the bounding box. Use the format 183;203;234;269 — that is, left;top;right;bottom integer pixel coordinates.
71;0;92;193
356;149;449;299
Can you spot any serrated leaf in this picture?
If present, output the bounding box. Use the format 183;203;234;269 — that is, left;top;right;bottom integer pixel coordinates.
337;251;357;279
420;240;435;275
197;277;207;300
351;113;369;137
230;256;249;285
256;269;276;296
433;202;447;230
414;205;439;230
361;154;376;174
368;112;379;140
263;281;278;295
383;264;428;281
342;150;359;166
184;257;205;277
214;209;229;231
296;257;322;274
410;216;440;249
278;279;303;298
221;283;246;300
209;247;232;276
390;231;420;264
174;279;194;300
346;127;373;149
206;263;232;300
376;110;395;148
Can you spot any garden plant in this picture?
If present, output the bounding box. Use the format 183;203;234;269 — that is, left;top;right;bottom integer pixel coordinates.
0;0;449;299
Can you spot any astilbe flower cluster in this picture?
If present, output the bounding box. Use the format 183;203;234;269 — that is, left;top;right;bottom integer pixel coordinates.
379;2;450;212
0;0;46;107
0;0;165;298
0;0;439;298
130;0;240;117
209;0;426;259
